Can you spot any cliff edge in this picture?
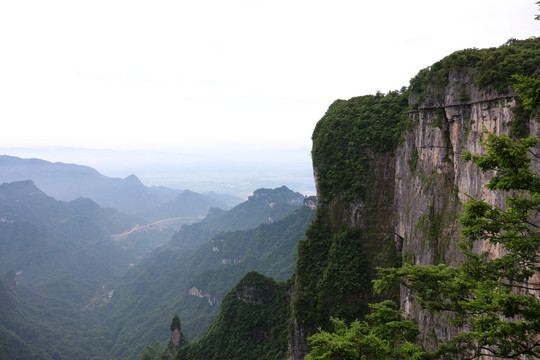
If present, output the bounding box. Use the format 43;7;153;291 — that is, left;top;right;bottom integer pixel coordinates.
290;37;540;358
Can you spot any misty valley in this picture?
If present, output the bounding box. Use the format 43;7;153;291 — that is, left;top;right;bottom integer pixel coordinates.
0;155;315;359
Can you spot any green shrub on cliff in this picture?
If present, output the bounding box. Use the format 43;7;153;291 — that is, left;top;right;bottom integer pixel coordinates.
409;37;540;106
306;301;424;360
311;90;409;203
176;272;291;360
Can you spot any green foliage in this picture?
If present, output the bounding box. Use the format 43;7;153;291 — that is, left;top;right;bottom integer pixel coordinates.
414;204;458;265
375;131;540;359
432;108;446;128
311;91;409;203
170;314;181;332
306;301;424;360
167;186;304;250
176;272;291;360
112;204;314;358
511;73;540;138
139;340;167;360
292;210;334;329
509;98;532;139
513;74;540;116
316;229;373;320
408;147;419;175
409;37;540;106
292;214;400;333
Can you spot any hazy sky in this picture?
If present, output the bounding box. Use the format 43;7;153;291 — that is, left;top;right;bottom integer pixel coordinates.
0;1;538;191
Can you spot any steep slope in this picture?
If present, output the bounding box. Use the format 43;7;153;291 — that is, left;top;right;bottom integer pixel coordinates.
290;91;408;357
176;272;292;360
107;190;312;359
290;37;540;358
0;181;148;359
394;37;540;348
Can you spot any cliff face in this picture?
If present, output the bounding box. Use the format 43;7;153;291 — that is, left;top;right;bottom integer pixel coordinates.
396;93;519;348
290;93;407;359
290;37;540;359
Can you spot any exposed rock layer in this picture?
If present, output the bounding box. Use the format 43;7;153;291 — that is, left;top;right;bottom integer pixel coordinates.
290;76;537;359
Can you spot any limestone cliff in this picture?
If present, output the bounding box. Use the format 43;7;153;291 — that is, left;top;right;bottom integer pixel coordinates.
290;37;540;359
396;85;522;348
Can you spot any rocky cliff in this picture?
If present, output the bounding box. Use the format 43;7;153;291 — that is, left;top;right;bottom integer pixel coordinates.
290;37;540;358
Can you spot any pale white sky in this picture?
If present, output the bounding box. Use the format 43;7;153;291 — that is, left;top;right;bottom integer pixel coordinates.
0;1;538;172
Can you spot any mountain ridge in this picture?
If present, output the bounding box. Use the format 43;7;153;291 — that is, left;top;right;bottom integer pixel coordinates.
0;155;243;217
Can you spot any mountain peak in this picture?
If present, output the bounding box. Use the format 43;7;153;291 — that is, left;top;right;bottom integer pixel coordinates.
249;186;304;205
0;180;43;200
124;174;143;185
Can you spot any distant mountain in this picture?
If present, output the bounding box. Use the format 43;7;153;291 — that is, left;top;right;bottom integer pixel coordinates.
146;189;228;221
167;186;306;250
0;180;136;284
0;181;147;359
0;155;184;216
0;180;313;359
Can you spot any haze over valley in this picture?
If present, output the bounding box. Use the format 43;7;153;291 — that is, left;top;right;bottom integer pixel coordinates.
0;146;316;199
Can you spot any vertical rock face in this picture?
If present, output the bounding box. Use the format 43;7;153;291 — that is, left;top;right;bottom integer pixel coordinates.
289;152;400;359
395;95;521;347
291;38;540;359
290;93;407;359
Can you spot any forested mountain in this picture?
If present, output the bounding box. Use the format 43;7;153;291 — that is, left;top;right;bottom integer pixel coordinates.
176;272;292;360
3;31;537;360
289;37;540;358
0;180;137;284
145;189;228;221
0;269;123;360
0;180;142;359
166;186;305;250
0;179;312;359
105;192;313;359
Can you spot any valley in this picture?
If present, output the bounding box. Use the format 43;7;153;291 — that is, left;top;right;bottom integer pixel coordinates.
0;161;313;359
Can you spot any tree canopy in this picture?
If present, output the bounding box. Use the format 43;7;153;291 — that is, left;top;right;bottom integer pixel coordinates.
170;315;181;332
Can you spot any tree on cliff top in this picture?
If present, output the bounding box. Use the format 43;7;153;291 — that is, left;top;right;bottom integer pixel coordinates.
170;314;181;332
